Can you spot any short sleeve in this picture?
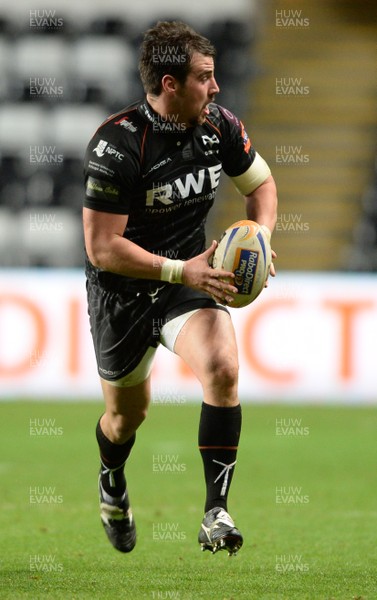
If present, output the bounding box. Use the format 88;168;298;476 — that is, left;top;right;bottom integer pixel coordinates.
218;106;255;177
83;132;138;215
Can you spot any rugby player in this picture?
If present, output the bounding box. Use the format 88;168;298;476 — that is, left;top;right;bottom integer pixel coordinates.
83;20;277;556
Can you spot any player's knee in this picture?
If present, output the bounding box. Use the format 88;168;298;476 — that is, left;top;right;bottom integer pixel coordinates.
109;409;147;443
206;354;239;393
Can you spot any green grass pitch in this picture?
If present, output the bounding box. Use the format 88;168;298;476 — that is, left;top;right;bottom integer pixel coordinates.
1;401;376;599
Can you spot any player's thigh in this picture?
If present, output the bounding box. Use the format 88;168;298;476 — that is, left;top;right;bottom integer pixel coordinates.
101;376;151;415
173;308;239;388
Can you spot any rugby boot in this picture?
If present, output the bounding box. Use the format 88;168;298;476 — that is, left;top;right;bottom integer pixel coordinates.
198;507;243;556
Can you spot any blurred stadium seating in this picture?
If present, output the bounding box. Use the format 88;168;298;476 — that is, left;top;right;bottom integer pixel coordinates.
0;0;258;267
344;157;377;271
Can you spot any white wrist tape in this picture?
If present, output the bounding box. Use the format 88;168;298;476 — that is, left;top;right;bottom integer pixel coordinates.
260;225;272;242
160;259;185;284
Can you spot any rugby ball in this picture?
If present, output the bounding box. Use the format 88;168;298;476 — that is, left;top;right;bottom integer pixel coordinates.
211;220;271;308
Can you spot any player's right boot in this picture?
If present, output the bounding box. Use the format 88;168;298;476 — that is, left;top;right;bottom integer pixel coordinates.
98;477;136;553
198;507;243;556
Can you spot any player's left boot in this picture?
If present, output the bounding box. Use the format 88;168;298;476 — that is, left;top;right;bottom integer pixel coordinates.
98;477;136;553
198;507;243;556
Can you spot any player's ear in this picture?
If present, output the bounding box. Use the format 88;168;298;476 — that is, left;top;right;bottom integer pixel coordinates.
161;74;177;94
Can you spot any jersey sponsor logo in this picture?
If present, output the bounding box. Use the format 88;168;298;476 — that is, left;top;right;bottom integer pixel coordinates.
86;176;120;202
87;160;115;178
240;122;251;154
114;117;138;132
144;157;173;177
220;106;240;126
92;139;124;162
146;164;222;206
93;139;108;157
201;134;220;147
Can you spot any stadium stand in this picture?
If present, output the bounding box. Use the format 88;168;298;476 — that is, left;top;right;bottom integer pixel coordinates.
0;0;258;267
233;0;377;271
343;156;377;271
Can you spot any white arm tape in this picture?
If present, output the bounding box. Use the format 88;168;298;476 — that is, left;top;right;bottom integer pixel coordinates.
230;152;271;195
160;259;185;284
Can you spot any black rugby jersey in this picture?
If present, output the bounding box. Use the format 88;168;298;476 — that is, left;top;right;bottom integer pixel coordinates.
84;99;255;291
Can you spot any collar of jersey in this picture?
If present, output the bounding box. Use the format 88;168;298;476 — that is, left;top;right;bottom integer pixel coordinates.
138;98;194;135
138;98;158;124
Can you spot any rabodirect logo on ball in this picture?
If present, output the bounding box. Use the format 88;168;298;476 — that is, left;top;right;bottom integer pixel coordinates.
233;248;259;295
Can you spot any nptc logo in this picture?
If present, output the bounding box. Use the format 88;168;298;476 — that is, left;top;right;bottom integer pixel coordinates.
92;139;124;162
93;140;108;157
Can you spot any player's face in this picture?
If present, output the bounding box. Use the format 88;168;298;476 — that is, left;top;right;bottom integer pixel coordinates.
175;53;220;127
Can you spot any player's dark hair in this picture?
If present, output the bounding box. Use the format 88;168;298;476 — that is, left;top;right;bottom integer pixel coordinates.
139;21;216;95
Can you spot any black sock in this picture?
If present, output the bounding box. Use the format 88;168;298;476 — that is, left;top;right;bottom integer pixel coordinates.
198;402;242;513
96;419;135;497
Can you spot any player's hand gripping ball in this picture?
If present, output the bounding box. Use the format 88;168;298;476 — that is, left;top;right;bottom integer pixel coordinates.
211;220;272;308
